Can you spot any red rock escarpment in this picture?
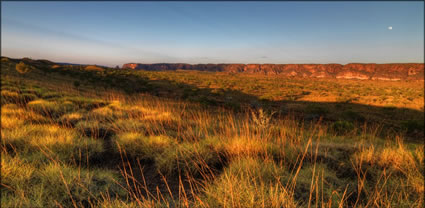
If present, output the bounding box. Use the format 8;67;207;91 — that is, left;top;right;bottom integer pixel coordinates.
122;63;424;81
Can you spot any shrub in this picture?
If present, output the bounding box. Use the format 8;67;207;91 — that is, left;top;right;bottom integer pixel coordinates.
15;61;33;74
73;81;80;88
330;121;354;135
251;108;274;129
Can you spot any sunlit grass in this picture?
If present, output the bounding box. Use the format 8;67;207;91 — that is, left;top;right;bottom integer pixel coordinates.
1;62;423;207
202;157;296;208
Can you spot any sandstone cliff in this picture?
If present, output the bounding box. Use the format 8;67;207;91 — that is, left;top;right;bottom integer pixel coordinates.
122;63;424;81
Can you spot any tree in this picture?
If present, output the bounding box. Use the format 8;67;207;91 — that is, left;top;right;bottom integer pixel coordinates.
15;61;33;74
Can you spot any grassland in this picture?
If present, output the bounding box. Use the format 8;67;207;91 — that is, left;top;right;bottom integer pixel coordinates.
1;57;424;207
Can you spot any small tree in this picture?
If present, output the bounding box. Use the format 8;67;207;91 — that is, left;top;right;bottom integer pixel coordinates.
16;61;32;74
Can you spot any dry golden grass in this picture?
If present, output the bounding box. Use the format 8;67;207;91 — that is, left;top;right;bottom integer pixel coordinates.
1;64;423;207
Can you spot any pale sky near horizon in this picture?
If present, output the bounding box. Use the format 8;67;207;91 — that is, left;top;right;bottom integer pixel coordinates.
1;1;424;67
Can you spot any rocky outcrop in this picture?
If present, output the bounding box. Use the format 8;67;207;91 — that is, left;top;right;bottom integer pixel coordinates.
122;63;424;81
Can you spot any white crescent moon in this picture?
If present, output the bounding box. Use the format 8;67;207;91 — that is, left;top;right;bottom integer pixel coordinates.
388;26;393;30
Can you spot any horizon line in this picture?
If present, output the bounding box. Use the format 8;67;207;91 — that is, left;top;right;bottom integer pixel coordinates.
3;56;424;67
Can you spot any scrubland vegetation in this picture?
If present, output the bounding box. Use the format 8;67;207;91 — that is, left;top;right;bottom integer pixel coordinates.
1;57;424;207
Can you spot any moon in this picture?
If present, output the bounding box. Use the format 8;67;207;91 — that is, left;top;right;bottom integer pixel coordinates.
388;26;393;30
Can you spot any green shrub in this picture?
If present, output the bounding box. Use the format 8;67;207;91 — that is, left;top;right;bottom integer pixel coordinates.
330;120;355;135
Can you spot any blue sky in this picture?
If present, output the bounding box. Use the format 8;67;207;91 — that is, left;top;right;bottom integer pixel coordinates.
1;2;424;66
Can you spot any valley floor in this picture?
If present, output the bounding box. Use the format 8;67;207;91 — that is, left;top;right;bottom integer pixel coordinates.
1;58;424;207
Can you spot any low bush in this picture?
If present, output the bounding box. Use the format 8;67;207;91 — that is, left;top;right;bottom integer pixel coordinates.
330;121;355;135
15;61;33;74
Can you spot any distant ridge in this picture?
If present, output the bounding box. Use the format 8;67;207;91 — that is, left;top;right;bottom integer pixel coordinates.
56;62;83;66
122;63;424;81
57;62;109;68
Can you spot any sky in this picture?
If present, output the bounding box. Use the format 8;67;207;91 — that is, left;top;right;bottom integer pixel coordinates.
1;1;424;67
